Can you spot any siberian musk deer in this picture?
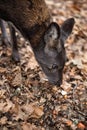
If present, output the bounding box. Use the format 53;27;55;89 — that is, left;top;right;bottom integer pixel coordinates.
0;0;75;86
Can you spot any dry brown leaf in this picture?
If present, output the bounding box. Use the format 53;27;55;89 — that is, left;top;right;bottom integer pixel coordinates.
61;82;71;92
12;66;21;72
0;67;7;73
22;122;38;130
0;99;14;112
33;105;44;118
25;56;38;71
0;79;7;86
11;72;22;86
10;103;20;114
12;103;44;121
66;120;72;126
0;102;6;111
22;104;34;116
71;58;83;69
0;89;6;99
71;4;81;11
77;122;86;129
0;116;7;125
13;108;25;121
22;103;44;119
4;99;14;112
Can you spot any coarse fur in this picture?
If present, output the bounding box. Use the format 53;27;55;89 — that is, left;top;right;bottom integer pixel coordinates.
0;0;75;86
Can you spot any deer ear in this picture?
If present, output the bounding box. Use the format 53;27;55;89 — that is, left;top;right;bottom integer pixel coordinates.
61;18;75;41
44;22;60;48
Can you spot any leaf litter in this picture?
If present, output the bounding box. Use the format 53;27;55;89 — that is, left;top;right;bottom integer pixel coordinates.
0;0;87;129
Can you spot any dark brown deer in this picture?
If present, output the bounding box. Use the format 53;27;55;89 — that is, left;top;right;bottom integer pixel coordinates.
0;0;75;86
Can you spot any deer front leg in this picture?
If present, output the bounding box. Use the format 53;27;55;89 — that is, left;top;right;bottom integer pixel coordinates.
9;24;20;62
0;19;10;46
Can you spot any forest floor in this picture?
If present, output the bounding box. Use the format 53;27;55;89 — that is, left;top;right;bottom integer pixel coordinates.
0;0;87;130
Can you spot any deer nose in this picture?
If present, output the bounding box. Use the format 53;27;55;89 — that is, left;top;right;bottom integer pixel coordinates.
55;80;62;86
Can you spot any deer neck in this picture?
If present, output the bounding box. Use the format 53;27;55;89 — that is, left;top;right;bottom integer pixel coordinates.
0;0;52;48
22;17;51;48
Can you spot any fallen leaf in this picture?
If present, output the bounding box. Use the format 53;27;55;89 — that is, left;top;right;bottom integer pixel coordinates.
0;67;7;73
66;120;72;126
77;122;86;129
22;122;40;130
22;103;44;119
12;72;22;86
0;116;7;125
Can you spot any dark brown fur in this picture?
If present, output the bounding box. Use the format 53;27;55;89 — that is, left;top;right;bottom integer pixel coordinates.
0;0;51;47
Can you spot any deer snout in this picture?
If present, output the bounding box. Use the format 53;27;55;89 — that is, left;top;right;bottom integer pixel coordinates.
51;80;62;86
55;80;62;86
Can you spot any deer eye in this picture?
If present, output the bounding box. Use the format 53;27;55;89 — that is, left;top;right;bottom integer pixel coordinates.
47;64;58;72
52;64;58;69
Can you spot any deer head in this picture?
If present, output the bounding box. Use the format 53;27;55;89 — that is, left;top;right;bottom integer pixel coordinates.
34;18;75;86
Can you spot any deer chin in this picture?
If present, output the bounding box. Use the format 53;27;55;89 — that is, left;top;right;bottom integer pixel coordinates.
48;78;62;86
